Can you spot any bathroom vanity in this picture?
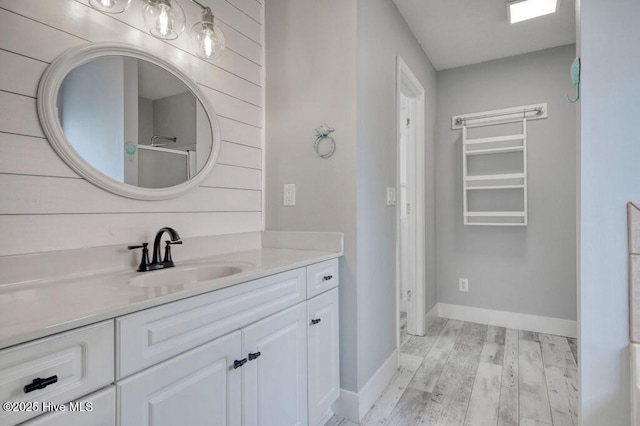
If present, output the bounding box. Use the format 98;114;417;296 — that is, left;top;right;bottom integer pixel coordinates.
0;33;343;426
0;238;342;426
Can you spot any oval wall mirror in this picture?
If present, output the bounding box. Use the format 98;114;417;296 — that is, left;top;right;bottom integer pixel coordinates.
37;43;221;200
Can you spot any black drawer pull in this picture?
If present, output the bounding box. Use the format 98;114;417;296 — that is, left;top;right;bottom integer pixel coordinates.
311;318;322;325
248;352;261;361
233;358;247;369
24;375;58;393
322;275;333;281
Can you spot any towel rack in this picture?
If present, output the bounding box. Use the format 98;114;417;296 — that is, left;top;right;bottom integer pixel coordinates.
456;103;547;226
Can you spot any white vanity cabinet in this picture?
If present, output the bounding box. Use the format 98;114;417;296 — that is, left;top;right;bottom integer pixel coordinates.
118;332;243;426
118;303;309;426
243;303;308;426
0;321;114;425
20;386;116;426
307;288;340;426
2;257;341;426
116;260;339;426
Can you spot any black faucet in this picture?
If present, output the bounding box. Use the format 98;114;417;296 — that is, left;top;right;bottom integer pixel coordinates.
128;227;182;272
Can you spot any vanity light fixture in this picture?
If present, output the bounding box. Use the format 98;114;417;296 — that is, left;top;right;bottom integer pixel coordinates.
141;0;186;40
88;0;132;13
89;0;226;59
507;0;559;24
190;4;226;60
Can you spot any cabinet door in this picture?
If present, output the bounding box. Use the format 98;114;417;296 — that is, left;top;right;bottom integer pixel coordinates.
243;303;308;426
118;331;242;426
307;288;340;426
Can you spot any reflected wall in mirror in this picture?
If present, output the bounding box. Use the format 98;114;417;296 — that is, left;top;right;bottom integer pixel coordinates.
38;43;220;200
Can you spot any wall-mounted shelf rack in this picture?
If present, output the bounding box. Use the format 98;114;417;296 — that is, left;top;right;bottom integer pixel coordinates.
463;123;528;226
457;103;547;226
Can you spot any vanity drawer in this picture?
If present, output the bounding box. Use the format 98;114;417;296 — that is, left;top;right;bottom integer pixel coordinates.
306;258;339;298
20;385;115;426
0;321;114;425
116;268;306;378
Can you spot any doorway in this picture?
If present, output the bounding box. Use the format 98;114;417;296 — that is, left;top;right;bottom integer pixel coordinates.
396;56;426;343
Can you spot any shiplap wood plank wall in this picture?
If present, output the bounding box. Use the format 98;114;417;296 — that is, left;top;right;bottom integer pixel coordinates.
0;0;263;256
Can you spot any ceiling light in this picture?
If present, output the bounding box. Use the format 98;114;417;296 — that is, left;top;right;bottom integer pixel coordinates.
508;0;559;24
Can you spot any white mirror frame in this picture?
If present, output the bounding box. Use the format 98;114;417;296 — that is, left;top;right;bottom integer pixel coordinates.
37;42;221;200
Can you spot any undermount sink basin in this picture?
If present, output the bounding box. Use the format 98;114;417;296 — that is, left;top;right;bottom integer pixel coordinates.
129;264;244;288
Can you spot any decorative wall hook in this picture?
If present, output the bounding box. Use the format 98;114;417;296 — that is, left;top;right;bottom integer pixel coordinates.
565;57;580;103
314;124;336;158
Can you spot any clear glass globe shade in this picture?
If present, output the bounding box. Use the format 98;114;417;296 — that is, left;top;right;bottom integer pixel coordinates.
89;0;131;13
141;0;185;40
191;22;226;60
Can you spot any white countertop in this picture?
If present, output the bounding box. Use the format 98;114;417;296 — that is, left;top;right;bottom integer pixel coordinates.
0;247;340;350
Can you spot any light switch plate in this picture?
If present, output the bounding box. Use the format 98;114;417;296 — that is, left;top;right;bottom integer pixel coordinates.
386;187;397;206
284;184;296;206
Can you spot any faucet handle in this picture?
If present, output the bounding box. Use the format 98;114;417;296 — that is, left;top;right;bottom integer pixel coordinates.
127;243;148;250
163;240;182;265
128;243;151;272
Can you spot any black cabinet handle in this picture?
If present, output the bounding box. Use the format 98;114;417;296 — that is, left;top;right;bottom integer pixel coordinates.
311;318;322;325
322;275;333;281
24;375;58;393
233;358;247;369
248;352;261;361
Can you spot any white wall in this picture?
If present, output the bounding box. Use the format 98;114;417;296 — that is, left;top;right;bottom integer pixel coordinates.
0;0;263;256
61;56;125;182
265;0;436;393
265;0;359;391
435;45;577;321
579;0;640;423
356;0;437;388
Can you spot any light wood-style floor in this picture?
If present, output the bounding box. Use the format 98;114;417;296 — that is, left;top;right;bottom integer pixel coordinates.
327;317;579;426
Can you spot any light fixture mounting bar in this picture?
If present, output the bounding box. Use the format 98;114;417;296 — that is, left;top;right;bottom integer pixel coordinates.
189;0;208;11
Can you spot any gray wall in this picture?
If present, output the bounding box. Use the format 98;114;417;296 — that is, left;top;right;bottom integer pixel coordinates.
579;0;640;423
265;0;359;391
356;0;437;387
138;97;153;148
435;45;577;320
265;0;437;392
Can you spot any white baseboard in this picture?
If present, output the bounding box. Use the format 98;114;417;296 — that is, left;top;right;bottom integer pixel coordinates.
332;348;399;422
331;389;358;423
437;303;577;338
312;408;336;426
632;344;640;426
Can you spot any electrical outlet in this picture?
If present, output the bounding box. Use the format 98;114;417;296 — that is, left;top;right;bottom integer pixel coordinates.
459;278;469;292
283;184;296;206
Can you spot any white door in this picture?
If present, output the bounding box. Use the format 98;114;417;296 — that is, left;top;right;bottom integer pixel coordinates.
117;331;242;426
398;92;416;316
396;56;427;338
243;303;308;426
307;289;340;426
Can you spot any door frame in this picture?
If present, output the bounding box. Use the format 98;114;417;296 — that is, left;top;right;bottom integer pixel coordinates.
396;56;426;340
